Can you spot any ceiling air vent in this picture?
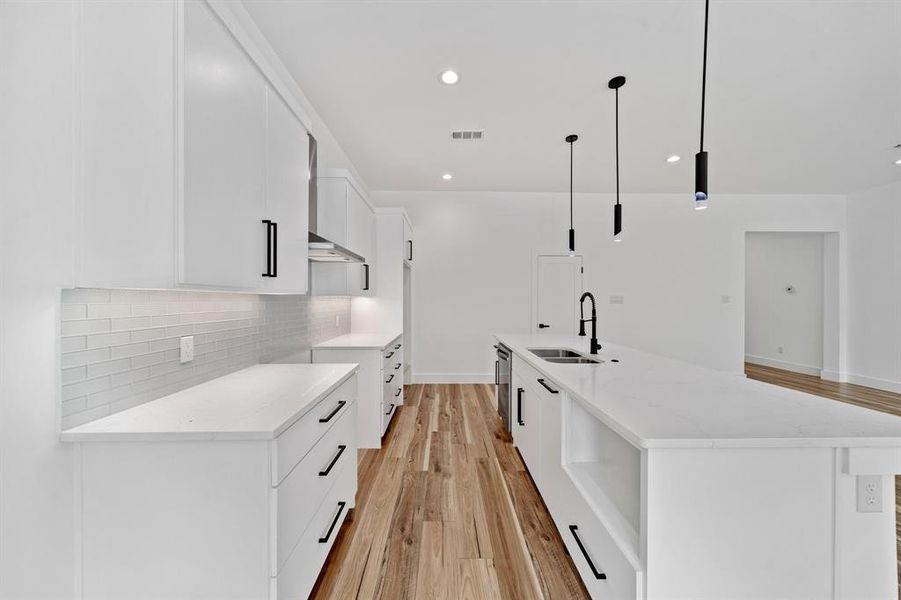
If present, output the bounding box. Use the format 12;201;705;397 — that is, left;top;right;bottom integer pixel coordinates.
451;129;484;141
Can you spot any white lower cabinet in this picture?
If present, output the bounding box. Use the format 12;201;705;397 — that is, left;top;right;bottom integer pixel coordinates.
75;375;357;600
313;335;403;448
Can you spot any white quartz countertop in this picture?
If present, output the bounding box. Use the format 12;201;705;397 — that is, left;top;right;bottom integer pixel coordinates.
496;334;901;450
60;364;358;442
313;332;402;350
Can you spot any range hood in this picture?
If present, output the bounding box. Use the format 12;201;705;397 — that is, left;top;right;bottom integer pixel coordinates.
307;134;365;263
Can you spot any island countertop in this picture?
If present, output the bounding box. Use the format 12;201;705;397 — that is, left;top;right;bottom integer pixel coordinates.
59;363;358;442
496;333;901;450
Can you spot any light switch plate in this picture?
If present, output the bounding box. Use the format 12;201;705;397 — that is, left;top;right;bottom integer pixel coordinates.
857;475;883;513
179;335;194;364
609;295;624;305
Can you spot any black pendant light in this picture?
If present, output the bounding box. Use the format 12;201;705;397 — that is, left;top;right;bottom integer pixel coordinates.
695;0;710;210
608;76;626;241
565;134;578;254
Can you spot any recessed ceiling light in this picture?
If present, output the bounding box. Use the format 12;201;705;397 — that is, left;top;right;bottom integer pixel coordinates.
439;70;460;85
894;158;901;165
667;155;681;163
442;173;453;180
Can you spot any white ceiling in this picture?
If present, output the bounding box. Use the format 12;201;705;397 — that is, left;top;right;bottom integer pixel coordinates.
244;0;901;194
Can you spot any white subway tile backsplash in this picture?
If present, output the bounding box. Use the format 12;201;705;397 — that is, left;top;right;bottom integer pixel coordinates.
60;289;351;428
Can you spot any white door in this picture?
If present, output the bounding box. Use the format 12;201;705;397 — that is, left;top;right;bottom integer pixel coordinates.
534;255;583;334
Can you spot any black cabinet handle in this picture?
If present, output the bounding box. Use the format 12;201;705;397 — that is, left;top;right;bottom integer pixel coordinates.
538;323;550;329
385;351;394;359
385;403;395;415
318;400;346;423
569;525;606;580
517;387;525;426
363;263;370;291
261;220;273;277
318;501;347;544
495;360;499;385
386;374;394;383
271;221;277;277
407;240;413;261
318;445;347;477
394;388;402;397
395;363;401;370
394;344;401;350
537;378;559;394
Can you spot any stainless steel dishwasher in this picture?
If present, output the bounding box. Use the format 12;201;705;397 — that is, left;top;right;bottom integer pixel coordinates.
495;343;512;432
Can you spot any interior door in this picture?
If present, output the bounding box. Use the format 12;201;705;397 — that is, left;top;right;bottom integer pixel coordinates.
534;255;583;334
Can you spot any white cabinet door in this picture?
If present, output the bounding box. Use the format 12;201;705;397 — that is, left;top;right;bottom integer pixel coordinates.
346;184;374;296
264;88;308;293
403;218;414;263
512;375;542;486
181;0;267;290
315;178;347;246
77;0;176;289
539;385;565;515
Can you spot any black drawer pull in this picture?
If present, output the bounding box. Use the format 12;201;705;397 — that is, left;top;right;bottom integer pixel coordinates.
394;388;402;397
386;374;394;383
318;445;347;477
318;400;346;423
537;378;559;394
394;344;401;350
517;387;525;426
569;525;606;580
385;403;395;416
395;363;401;370
385;351;394;359
318;501;347;544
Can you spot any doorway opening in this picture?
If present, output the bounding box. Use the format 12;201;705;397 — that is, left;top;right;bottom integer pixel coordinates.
744;231;841;380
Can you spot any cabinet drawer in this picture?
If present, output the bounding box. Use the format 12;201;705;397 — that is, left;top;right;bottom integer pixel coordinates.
273;402;355;573
275;454;355;599
514;358;561;399
555;478;641;600
273;375;355;486
381;400;397;435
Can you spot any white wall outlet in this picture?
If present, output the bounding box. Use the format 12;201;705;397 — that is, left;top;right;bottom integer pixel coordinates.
777;346;784;354
179;335;194;364
721;295;731;304
609;295;624;305
335;315;340;327
856;475;883;513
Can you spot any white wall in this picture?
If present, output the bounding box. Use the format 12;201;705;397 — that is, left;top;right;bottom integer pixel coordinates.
372;191;847;381
744;232;825;375
846;180;901;392
0;2;78;596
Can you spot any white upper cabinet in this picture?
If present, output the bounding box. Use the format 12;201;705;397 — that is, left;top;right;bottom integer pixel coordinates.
74;0;310;293
263;88;309;293
76;0;177;289
181;0;268;290
312;171;375;296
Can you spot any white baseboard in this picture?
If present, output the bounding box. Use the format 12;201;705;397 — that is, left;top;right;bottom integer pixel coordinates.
745;355;822;377
846;373;901;394
412;373;494;384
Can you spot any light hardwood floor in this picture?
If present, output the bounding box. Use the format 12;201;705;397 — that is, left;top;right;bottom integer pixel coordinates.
745;362;901;596
310;383;588;600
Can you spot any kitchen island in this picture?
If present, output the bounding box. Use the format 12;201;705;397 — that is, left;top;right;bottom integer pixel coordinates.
496;333;901;600
61;364;359;600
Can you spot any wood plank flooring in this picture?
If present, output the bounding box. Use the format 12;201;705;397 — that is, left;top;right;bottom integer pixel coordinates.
745;362;901;596
310;383;588;600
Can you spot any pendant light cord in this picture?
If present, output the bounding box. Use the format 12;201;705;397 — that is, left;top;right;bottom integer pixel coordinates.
700;0;709;152
615;87;620;206
569;140;574;229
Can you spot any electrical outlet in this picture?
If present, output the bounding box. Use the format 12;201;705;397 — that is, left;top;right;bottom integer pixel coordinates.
179;335;194;364
609;295;624;305
721;295;731;304
335;315;340;327
856;475;883;513
777;346;784;354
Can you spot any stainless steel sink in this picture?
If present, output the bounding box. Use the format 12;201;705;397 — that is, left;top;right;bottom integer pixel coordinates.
545;356;603;365
528;348;584;359
528;348;602;364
